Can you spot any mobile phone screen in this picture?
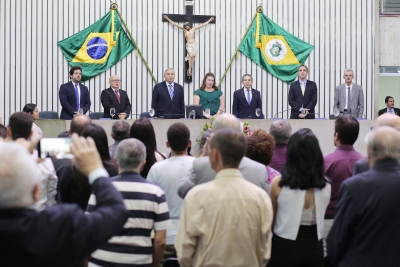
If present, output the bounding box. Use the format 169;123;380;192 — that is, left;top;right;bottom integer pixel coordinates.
40;138;73;159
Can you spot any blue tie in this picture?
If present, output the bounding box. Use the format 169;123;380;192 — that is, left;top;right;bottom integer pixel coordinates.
247;89;251;105
74;84;79;111
168;84;174;99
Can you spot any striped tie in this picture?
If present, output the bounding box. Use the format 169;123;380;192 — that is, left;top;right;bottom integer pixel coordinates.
168;84;174;99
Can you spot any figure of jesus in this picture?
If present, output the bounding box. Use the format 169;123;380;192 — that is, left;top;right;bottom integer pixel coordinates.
164;15;214;76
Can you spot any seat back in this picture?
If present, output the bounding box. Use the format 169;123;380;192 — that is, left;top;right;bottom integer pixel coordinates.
39;111;59;119
89;112;104;120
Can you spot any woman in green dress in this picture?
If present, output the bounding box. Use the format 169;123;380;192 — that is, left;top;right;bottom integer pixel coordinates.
193;72;225;118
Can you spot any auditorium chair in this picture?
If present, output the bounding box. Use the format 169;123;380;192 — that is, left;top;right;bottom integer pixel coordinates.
88;112;104;120
163;258;180;267
39;111;59;119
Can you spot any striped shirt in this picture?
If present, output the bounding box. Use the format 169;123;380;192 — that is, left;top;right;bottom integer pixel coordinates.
87;172;171;267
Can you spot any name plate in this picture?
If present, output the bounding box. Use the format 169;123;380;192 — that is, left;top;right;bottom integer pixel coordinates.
185;1;194;6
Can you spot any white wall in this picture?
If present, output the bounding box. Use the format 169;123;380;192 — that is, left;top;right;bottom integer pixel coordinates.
0;0;376;124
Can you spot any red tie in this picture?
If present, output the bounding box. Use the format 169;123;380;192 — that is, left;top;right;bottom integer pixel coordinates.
115;90;120;103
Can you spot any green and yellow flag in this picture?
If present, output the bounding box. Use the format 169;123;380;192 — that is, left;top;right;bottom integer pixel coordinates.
239;11;314;83
58;10;135;82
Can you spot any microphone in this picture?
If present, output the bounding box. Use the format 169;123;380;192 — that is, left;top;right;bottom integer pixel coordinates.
79;104;93;114
274;107;296;118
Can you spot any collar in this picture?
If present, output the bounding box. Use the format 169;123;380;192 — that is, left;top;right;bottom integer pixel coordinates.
214;168;243;180
345;83;353;89
243;87;252;91
335;144;355;151
372;158;400;169
111;88;120;92
166;81;174;87
299;79;307;84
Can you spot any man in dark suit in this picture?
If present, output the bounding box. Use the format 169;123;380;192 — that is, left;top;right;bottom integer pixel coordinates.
152;68;185;119
327;126;400;267
101;75;132;119
378;96;400;116
0;134;128;267
288;65;318;119
59;66;91;120
232;74;264;119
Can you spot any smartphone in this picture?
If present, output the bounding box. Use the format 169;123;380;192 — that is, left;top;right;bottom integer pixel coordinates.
39;138;73;159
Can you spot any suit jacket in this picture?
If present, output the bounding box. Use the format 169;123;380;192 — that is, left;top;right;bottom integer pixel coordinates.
288;80;318;119
177;156;269;198
101;88;131;119
232;88;264;119
152;81;185;119
378;107;400;116
59;81;91;120
333;83;364;118
0;177;128;267
327;159;400;267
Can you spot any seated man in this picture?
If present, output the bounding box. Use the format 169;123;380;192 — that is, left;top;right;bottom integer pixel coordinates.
378;96;400;116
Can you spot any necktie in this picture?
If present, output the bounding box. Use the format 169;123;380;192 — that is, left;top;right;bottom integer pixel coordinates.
74;84;79;111
168;84;174;99
347;87;351;111
247;89;251;105
301;82;305;96
115;90;120;103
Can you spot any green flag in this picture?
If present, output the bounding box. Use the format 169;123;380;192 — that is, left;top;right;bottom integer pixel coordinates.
58;10;135;82
238;12;314;83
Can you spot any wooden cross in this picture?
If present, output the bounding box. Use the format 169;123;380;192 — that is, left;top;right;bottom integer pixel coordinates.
162;0;215;83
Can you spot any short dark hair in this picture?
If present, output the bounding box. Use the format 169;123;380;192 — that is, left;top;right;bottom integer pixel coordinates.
22;103;37;114
298;64;308;71
0;125;7;139
335;116;359;145
111;120;130;141
8;112;33;140
385;96;394;103
70;115;91;136
81;124;110;161
246;129;275;166
280;128;327;190
210;129;246;168
69;66;82;76
167;123;190;152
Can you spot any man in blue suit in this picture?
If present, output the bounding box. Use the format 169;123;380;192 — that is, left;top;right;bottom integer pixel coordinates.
152;68;185;119
288;65;318;119
59;66;91;120
232;74;264;119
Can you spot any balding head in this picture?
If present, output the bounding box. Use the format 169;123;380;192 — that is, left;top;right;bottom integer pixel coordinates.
366;126;400;165
109;75;120;90
212;114;241;133
69;115;92;136
374;113;400;131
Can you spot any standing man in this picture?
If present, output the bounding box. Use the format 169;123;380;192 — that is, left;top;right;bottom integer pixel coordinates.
152;68;185;119
378;96;400;116
288;65;318;119
333;69;364;118
232;74;264;119
101;75;131;119
59;66;91;120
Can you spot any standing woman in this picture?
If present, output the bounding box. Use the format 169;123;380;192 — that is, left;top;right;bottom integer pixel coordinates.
193;73;225;118
22;103;42;138
268;128;331;267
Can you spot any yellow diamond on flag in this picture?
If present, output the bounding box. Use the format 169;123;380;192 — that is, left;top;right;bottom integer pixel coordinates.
72;32;120;64
261;35;300;65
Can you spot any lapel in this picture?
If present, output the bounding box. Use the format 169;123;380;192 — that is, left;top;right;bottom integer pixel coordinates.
109;87;120;104
350;85;357;103
69;81;79;103
298;80;305;99
242;88;253;106
164;82;174;101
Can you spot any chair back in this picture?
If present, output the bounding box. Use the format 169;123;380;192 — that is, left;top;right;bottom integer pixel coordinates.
39;111;59;119
89;112;104;120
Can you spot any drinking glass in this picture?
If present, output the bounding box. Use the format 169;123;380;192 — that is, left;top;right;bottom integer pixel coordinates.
301;109;308;118
149;108;155;117
110;108;116;119
255;108;261;118
333;107;340;117
78;108;84;115
204;108;211;118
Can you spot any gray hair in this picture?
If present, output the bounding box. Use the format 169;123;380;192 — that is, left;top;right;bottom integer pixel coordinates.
0;143;39;208
115;138;147;171
212;113;241;133
269;120;292;144
241;74;252;81
164;68;175;75
343;69;354;76
111;120;130;141
374;113;400;131
365;126;400;162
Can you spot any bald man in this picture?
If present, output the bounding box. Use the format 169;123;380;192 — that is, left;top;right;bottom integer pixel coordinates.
101;75;131;119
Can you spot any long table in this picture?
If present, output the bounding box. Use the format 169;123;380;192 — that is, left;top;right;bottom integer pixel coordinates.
36;119;374;157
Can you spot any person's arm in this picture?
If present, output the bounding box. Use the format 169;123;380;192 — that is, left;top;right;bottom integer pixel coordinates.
101;90;115;116
269;176;282;232
232;92;239;117
333;86;340;110
288;84;301;112
180;86;185;118
306;82;318;110
45;160;58;207
152;230;167;267
357;87;364;118
178;164;198;198
257;91;264;118
215;93;225;116
59;84;76;116
124;93;132;119
152;85;159;117
193;94;208;118
164;15;185;30
193;17;214;30
83;85;91;114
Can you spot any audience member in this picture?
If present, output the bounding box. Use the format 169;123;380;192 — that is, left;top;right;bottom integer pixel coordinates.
378;96;400;116
175;128;273;266
0;125;7;141
0;135;128;266
178;113;269;198
22;103;43;139
327;126;400;266
323;116;362;256
147;123;195;265
109;120;130;159
268;128;331;267
8;112;57;211
195;128;211;157
58;131;70;138
129;117;166;178
268;120;292;172
246;129;280;183
88;138;171;267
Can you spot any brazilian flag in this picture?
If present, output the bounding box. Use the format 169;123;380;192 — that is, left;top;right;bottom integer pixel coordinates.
58;10;135;82
239;10;314;83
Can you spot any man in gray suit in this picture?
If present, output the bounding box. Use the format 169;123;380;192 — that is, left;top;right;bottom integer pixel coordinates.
178;114;269;198
333;69;364;118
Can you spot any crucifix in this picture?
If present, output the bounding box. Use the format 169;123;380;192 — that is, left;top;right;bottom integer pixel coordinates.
163;0;215;83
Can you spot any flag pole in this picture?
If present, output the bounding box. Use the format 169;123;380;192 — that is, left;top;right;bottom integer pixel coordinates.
111;3;157;84
217;12;258;88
